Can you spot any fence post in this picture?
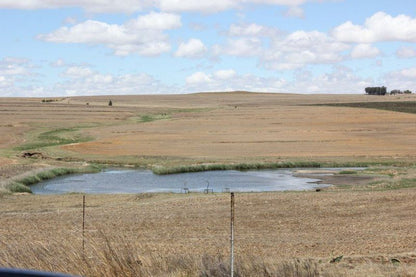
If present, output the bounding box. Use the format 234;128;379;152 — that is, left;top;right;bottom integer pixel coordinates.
82;195;86;252
230;192;235;277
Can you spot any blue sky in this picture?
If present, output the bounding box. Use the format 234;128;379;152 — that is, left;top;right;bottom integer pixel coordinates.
1;0;416;96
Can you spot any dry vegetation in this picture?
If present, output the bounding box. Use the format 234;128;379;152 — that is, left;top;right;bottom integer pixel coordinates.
2;191;416;276
1;92;416;276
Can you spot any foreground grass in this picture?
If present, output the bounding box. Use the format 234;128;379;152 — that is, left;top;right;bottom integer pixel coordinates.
1;233;415;277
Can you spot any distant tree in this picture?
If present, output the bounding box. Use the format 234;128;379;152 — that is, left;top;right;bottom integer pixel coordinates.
108;100;112;106
404;90;412;94
365;86;387;95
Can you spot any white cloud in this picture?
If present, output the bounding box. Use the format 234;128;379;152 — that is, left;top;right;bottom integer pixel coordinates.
184;66;378;94
64;66;94;78
332;12;416;43
186;72;212;84
283;6;304;18
38;12;181;56
0;0;336;13
0;0;154;13
213;38;263;57
175;39;207;58
396;47;416;58
50;59;66;67
262;31;349;70
284;66;373;94
185;70;286;92
0;57;40;97
383;67;416;91
126;12;181;30
159;0;237;13
54;68;176;96
350;44;381;59
228;23;280;37
213;69;236;80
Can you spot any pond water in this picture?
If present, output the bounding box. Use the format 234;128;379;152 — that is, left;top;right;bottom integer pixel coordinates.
30;168;343;194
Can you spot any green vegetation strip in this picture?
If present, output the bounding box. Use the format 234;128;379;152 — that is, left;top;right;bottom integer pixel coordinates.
7;165;102;193
14;127;93;151
152;160;414;175
315;101;416;114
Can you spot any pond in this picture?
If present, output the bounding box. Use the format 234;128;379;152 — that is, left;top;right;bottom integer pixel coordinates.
29;168;347;194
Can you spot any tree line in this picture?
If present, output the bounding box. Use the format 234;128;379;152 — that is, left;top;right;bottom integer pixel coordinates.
365;87;412;95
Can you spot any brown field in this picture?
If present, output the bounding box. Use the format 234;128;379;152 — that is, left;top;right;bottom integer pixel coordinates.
1;92;416;276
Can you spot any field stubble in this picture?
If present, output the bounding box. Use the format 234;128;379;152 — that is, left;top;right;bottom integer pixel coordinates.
2;190;416;276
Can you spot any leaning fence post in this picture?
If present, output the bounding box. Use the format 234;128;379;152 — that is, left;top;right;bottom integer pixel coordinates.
82;195;86;252
230;192;235;277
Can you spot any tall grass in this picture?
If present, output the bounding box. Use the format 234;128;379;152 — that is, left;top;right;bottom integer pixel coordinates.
6;165;102;193
152;161;323;175
1;233;414;277
152;160;414;175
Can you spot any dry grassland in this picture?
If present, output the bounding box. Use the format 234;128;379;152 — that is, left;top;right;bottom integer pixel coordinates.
1;92;416;276
1;190;416;276
0;92;415;173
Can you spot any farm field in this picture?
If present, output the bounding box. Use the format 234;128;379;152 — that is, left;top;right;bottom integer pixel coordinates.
1;92;416;276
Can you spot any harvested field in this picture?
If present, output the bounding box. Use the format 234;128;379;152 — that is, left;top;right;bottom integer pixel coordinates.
1;93;415;171
2;190;416;276
1;92;416;276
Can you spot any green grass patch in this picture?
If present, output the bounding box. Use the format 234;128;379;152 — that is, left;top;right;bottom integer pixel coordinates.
152;161;323;175
7;182;32;193
139;114;170;123
14;127;93;151
365;178;416;191
315;101;416;114
339;170;357;175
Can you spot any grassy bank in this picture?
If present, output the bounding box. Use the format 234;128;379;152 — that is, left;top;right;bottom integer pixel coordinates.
6;165;102;193
151;160;412;175
14;127;93;151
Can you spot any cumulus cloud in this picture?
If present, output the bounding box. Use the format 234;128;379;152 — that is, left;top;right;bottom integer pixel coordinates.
213;69;236;80
54;65;176;96
38;12;181;56
262;31;349;70
332;12;416;43
283;6;304;18
183;66;377;94
175;39;207;58
213;38;263;57
350;44;381;59
0;57;40;96
396;47;416;58
185;69;286;92
186;72;212;84
383;67;416;91
1;0;336;13
63;66;94;78
228;23;280;37
0;0;154;13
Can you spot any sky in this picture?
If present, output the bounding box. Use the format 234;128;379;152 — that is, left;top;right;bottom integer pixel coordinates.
1;0;416;97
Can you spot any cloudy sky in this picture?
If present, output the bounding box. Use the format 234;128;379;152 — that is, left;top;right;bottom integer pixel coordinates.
1;0;416;96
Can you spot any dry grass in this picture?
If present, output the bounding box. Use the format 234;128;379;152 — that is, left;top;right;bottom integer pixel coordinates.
1;191;416;276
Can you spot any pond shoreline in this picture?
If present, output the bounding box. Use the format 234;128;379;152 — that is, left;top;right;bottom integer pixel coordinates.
29;167;371;195
4;160;385;194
